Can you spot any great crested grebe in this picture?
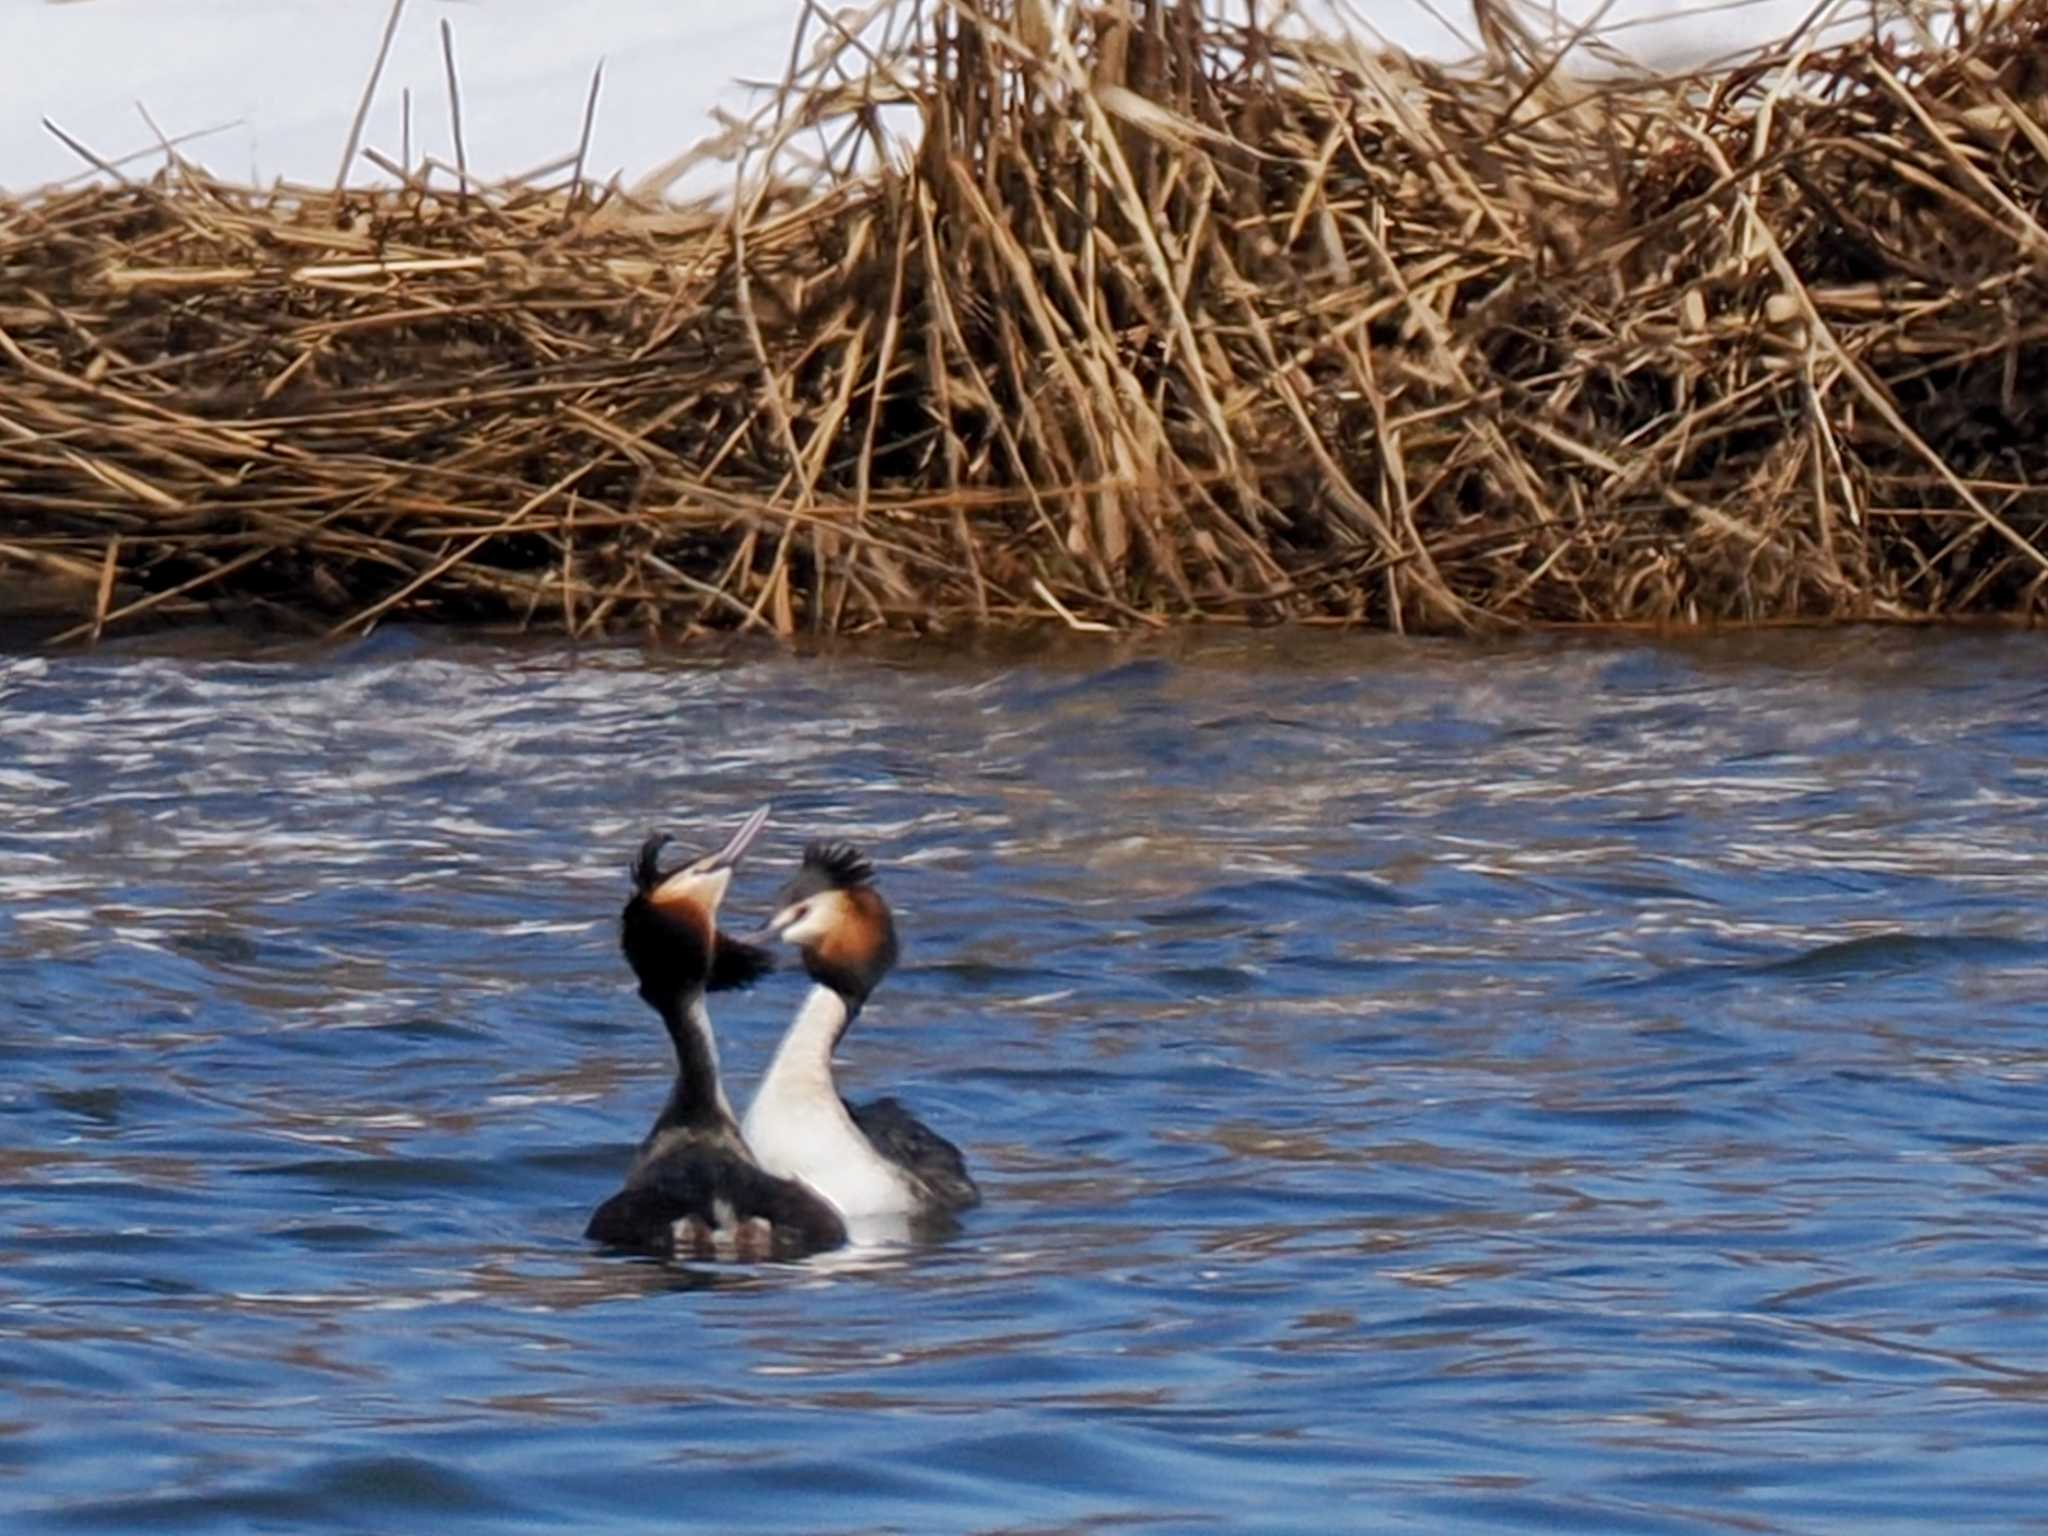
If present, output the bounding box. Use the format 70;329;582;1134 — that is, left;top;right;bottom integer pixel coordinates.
741;842;979;1227
585;808;847;1260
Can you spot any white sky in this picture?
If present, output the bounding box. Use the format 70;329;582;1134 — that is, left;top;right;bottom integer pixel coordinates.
1;0;1824;196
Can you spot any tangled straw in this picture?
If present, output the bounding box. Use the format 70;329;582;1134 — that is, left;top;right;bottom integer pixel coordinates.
4;0;2048;643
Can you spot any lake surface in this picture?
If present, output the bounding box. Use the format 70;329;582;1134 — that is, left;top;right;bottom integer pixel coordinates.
2;627;2046;1534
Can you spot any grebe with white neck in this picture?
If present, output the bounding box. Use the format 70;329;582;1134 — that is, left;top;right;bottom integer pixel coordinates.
741;842;979;1229
585;808;847;1261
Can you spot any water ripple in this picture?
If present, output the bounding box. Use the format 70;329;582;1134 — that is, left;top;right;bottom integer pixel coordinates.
2;630;2047;1533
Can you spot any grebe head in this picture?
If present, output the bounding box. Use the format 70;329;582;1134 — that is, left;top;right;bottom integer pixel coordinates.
755;841;899;1007
620;805;773;1006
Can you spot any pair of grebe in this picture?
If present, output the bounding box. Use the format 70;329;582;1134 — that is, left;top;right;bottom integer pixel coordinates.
585;806;977;1259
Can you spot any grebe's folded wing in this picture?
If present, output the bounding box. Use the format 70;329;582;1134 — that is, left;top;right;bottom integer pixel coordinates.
847;1096;980;1211
585;1147;848;1258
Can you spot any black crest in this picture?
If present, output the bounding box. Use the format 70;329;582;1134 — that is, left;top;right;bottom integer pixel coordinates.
805;841;875;888
780;841;876;907
632;832;675;894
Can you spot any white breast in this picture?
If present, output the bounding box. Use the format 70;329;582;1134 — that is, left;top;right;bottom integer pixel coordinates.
743;1075;917;1221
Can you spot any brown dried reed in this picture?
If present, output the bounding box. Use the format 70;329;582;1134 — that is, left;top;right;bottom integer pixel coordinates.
6;0;2048;643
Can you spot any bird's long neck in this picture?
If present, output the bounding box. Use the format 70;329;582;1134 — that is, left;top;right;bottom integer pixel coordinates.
653;990;739;1134
756;983;855;1103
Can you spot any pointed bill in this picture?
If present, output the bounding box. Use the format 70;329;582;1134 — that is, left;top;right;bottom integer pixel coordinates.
704;803;771;873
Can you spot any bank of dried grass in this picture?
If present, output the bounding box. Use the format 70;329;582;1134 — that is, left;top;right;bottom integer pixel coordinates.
6;0;2048;642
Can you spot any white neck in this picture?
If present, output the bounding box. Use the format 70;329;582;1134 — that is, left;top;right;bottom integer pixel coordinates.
759;983;847;1094
685;994;738;1127
742;984;915;1219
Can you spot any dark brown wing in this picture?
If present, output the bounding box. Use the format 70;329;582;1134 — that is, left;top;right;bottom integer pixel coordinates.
848;1096;980;1211
586;1145;846;1258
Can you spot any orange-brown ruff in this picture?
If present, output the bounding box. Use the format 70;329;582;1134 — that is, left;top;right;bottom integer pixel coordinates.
814;888;884;973
741;842;979;1228
585;811;847;1261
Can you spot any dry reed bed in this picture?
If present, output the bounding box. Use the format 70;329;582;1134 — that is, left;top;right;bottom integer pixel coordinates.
5;0;2048;641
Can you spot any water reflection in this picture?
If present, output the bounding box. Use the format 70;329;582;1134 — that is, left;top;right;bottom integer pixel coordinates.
2;629;2047;1532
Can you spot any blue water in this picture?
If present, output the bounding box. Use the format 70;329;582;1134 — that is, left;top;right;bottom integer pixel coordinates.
3;628;2046;1534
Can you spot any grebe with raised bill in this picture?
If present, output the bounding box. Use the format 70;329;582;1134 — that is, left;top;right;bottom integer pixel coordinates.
741;842;979;1229
585;808;847;1260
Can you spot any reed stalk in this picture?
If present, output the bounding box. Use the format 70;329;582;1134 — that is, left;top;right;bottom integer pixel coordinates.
5;0;2048;641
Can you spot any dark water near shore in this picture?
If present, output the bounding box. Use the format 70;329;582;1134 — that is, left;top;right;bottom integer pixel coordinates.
3;628;2047;1534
